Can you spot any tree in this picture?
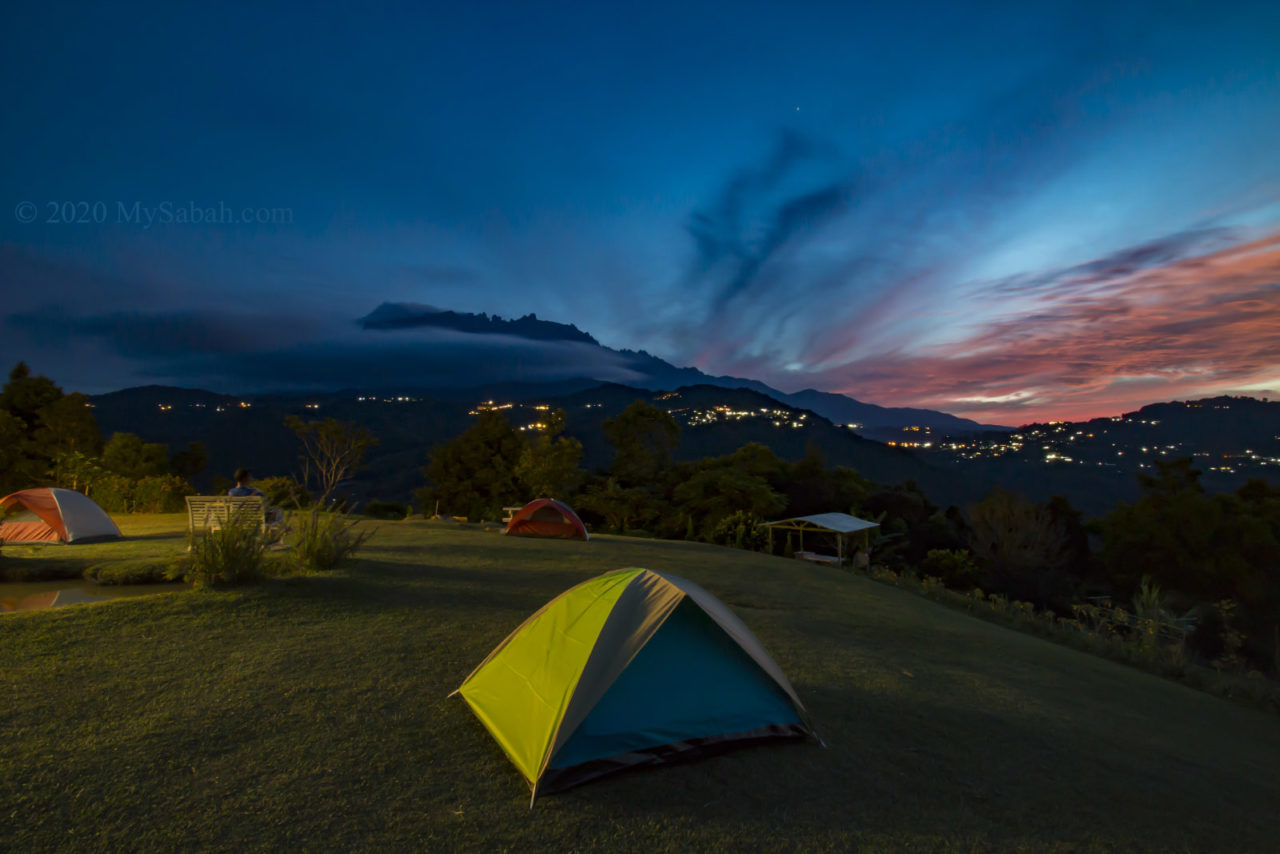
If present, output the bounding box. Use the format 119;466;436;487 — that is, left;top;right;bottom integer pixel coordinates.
33;393;102;459
514;409;584;498
418;410;523;521
169;441;210;481
578;477;662;533
101;432;170;478
0;410;42;494
672;464;785;540
285;416;377;504
967;487;1071;604
0;362;62;434
0;364;102;486
602;401;679;485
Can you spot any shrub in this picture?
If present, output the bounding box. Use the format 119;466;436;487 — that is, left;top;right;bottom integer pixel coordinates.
363;499;408;520
290;509;373;572
921;548;981;588
0;557;84;582
90;474;193;513
711;511;767;550
185;513;269;588
84;560;177;585
254;476;312;509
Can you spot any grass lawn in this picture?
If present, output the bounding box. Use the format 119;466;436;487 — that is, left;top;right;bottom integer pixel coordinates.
3;515;1279;852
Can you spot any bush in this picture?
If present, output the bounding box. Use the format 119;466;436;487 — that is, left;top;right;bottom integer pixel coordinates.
711;511;768;550
0;557;86;582
290;509;373;571
185;513;269;588
90;474;193;513
84;560;178;585
921;548;982;588
363;499;408;520
254;476;312;509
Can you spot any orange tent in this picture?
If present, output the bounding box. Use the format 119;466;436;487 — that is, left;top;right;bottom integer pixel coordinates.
504;498;589;540
0;488;122;543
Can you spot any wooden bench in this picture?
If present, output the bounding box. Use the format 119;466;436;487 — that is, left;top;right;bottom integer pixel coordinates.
186;496;267;538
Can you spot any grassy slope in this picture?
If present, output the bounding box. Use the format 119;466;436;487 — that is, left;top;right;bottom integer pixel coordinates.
3;517;1279;853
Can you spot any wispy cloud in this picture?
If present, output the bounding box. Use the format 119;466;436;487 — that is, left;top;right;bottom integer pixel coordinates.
798;229;1280;423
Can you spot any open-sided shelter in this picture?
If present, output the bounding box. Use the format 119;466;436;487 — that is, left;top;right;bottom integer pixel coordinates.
504;498;589;540
452;568;817;801
762;512;879;565
0;488;122;544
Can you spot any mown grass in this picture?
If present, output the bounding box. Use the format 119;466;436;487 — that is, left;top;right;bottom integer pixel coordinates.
3;516;1279;852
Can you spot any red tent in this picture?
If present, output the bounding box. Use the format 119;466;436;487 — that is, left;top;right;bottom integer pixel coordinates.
504;498;589;540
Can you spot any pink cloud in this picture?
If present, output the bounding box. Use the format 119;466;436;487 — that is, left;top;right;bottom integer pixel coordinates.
797;230;1280;424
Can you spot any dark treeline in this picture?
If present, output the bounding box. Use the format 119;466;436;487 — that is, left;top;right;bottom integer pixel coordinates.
418;399;1280;677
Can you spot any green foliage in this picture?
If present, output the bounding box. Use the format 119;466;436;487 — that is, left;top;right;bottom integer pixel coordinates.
967;487;1072;606
254;476;312;508
0;363;102;493
185;513;269;588
0;409;42;494
711;510;768;550
285;416;377;503
50;451;106;494
419;410;524;521
921;548;981;588
290;509;373;571
578;477;664;533
169;441;209;480
602;400;679;485
90;474;193;513
364;499;408;520
84;560;178;585
1102;459;1280;668
514;409;584;498
33;392;102;459
0;362;62;428
102;432;171;478
0;559;85;582
673;464;784;540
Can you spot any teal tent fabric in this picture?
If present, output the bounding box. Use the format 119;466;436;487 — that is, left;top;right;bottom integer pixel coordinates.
550;600;801;769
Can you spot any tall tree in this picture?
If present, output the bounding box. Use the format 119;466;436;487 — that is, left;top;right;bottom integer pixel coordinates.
35;393;102;459
672;464;785;540
169;441;210;481
101;432;171;478
967;487;1070;603
285;416;378;504
514;409;584;498
602;401;679;485
419;410;523;521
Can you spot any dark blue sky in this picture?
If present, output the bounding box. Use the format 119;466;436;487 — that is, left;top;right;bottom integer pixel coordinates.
3;1;1278;421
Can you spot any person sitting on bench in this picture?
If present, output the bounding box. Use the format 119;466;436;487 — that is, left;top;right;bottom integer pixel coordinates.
228;468;267;498
227;468;284;526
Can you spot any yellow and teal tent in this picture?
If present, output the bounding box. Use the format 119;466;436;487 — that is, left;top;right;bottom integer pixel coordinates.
452;568;817;801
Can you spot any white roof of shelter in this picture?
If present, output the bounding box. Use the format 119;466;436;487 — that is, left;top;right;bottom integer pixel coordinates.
762;513;879;534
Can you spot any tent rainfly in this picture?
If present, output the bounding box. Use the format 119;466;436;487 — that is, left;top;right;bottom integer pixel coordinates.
504;498;589;540
0;488;122;544
761;513;879;565
452;568;818;802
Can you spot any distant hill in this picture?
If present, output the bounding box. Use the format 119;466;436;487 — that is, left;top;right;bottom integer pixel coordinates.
88;381;961;506
88;384;1280;516
349;303;1003;436
782;388;1007;440
922;395;1280;515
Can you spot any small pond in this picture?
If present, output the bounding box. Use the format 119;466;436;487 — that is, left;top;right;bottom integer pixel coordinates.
1;579;182;613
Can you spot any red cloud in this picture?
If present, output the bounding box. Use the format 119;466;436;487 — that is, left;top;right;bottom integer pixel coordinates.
809;230;1280;423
